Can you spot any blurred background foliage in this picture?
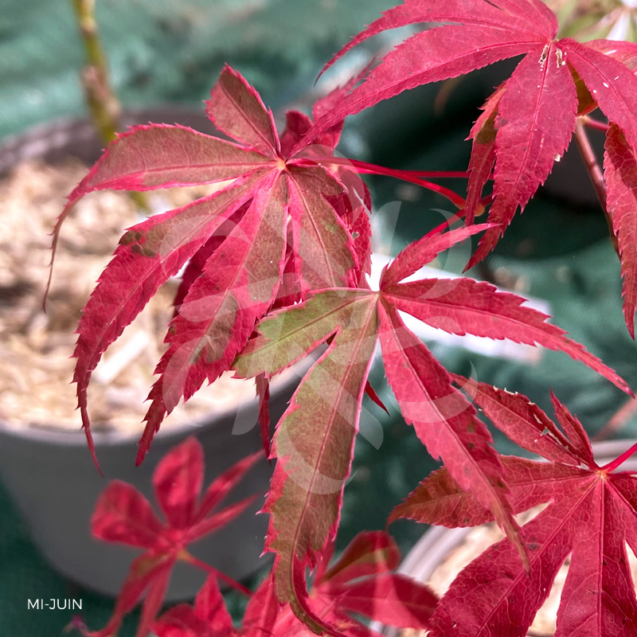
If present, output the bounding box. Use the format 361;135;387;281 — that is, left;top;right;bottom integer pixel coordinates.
548;0;637;41
0;0;396;141
2;0;637;634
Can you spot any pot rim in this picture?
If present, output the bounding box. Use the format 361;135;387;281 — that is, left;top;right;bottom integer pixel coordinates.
0;363;305;449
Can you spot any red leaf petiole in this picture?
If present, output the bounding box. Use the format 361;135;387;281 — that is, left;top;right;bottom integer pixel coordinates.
600;441;637;473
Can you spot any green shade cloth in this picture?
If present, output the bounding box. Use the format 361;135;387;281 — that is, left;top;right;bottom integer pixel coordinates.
0;0;395;141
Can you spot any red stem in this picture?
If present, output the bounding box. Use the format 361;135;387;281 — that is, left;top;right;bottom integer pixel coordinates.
181;551;251;596
582;116;610;133
301;156;467;209
423;209;467;241
348;159;470;180
600;441;637;472
574;118;618;253
354;165;466;209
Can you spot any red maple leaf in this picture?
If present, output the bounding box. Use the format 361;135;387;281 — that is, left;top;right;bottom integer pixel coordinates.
302;0;637;332
50;64;380;469
83;437;260;637
392;378;637;636
232;223;629;634
153;532;437;637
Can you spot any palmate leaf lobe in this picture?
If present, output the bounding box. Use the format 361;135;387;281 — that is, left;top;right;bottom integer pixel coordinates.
464;84;503;226
237;289;380;636
137;173;288;463
72;174;265;469
467;41;579;266
604;123;637;338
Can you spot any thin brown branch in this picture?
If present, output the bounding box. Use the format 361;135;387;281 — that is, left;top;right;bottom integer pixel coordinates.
70;0;148;211
71;0;120;144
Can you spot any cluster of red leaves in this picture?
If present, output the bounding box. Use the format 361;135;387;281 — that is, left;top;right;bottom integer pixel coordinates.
52;65;375;469
308;0;637;336
84;437;437;637
56;1;637;635
153;531;437;637
231;221;628;633
392;379;637;636
83;437;259;637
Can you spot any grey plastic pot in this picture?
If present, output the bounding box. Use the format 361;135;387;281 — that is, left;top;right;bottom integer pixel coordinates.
378;440;637;637
0;109;302;601
0;386;299;601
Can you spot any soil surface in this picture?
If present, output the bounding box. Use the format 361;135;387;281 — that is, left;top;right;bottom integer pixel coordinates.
0;159;260;434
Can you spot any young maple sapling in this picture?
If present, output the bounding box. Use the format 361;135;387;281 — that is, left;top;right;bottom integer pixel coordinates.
52;1;637;636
